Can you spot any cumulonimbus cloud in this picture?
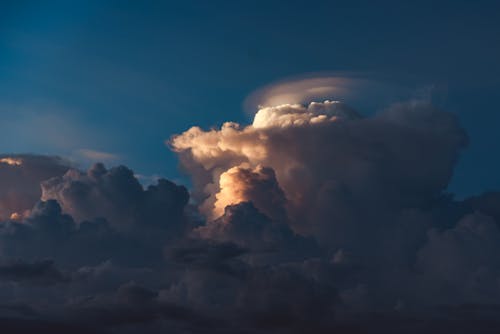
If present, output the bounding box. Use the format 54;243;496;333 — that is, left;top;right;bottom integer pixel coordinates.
171;100;467;238
165;98;500;332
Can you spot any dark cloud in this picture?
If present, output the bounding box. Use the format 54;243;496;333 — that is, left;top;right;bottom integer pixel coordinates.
0;202;185;270
0;165;195;332
463;191;500;223
0;100;498;332
0;154;70;220
0;259;69;285
194;202;320;264
416;212;500;304
41;163;189;231
169;238;248;277
61;282;217;333
234;263;338;332
0;317;107;334
166;100;500;332
163;254;339;333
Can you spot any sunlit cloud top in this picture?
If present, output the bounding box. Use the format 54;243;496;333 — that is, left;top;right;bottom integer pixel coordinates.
244;74;367;112
244;73;414;118
0;157;23;166
253;100;360;128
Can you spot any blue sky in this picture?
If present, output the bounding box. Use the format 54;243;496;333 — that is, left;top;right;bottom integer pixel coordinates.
1;0;499;196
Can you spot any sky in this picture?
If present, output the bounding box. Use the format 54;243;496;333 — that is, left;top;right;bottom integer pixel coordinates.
1;2;500;333
1;0;499;195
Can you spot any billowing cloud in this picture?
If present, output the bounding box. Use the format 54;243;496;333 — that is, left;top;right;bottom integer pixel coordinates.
164;98;500;332
41;163;189;231
0;154;70;220
211;165;287;221
0;96;499;333
253;100;360;128
193;202;320;263
171;100;467;240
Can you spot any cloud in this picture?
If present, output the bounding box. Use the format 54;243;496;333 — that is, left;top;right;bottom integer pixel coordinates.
168;238;248;277
0;103;112;155
0;164;199;332
253;100;360;128
417;212;500;304
41;163;189;231
0;259;69;285
193;202;319;264
74;149;120;164
0;158;23;166
0;154;70;220
0;96;498;332
242;73;412;115
171;100;467;240
166;98;500;331
0;164;191;269
62;282;216;332
163;251;338;333
210;164;287;221
243;74;365;110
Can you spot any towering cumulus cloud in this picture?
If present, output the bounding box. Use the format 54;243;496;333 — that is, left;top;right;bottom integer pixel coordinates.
166;99;500;333
168;97;500;333
172;100;466;238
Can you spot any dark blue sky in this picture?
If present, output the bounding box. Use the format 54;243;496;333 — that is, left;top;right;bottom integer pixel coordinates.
1;0;499;196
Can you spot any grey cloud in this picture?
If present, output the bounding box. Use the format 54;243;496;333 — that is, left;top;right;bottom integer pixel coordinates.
164;100;500;332
0;154;70;220
0;163;191;269
463;191;500;223
417;212;500;304
41;163;189;232
0;98;498;333
169;239;248;277
194;202;320;264
0;259;69;285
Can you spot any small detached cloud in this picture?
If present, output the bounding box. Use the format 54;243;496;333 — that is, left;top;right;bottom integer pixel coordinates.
74;149;120;163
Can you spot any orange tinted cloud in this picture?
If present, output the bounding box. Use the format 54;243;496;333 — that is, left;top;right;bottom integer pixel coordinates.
0;157;23;166
171;101;357;220
0;155;69;220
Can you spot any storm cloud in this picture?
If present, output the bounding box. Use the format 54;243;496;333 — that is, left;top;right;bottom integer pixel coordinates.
171;100;467;238
0;100;499;333
166;99;500;332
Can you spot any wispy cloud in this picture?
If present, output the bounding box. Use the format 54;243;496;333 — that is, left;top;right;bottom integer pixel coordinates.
0;102;101;153
243;72;413;115
75;149;120;163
